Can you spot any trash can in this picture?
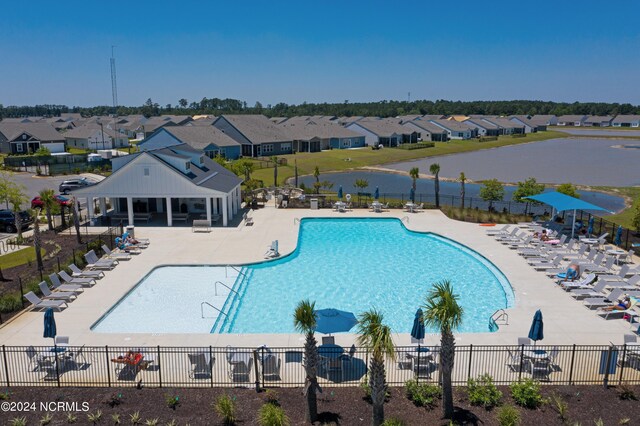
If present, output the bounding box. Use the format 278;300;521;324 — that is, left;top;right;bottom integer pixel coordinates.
126;225;135;239
310;199;319;210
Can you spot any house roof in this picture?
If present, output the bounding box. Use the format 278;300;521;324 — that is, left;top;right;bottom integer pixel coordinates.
160;126;241;148
530;115;556;126
464;119;498;130
337;116;364;125
403;120;447;134
421;114;446;120
0;122;64;142
509;116;538;127
612;115;640;123
348;119;408;137
63;123;124;139
429;119;470;132
188;117;218;126
279;120;363;140
557;115;586;122
215;114;291;143
483;117;521;129
585;115;614;123
396;115;422;122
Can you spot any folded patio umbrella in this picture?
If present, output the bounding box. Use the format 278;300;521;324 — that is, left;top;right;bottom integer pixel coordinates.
314;308;357;334
614;225;623;246
337;186;343;200
410;308;425;342
528;309;544;346
374;187;379;200
43;308;57;340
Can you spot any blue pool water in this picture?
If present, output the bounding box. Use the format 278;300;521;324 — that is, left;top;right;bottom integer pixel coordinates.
93;218;514;334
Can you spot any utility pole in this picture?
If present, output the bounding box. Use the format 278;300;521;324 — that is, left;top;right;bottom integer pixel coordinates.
110;46;119;150
99;122;106;151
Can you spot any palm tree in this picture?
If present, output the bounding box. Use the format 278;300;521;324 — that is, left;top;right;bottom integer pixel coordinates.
38;188;58;231
459;172;466;209
423;280;464;420
32;209;44;271
71;198;82;244
293;300;322;423
313;166;321;194
357;309;395;426
409;167;419;193
430;163;441;208
271;156;278;187
7;182;27;240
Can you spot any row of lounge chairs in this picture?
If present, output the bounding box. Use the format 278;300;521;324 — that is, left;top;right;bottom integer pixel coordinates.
487;224;640;324
24;237;150;311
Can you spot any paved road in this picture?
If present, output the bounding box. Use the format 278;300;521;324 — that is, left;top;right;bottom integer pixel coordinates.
387;137;640;186
4;172;103;209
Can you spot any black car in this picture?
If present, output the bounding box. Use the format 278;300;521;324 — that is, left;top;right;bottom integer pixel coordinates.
0;210;34;233
59;177;94;194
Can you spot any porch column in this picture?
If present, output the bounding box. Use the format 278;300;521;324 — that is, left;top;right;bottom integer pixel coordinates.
227;194;233;220
166;197;172;227
206;196;212;223
127;196;133;226
232;190;238;214
99;198;107;218
222;195;228;226
213;197;219;215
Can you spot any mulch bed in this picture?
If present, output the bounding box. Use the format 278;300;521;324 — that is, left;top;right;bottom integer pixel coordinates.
0;385;638;425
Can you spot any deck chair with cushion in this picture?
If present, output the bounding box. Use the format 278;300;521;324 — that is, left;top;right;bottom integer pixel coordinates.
69;264;104;279
59;270;96;286
598;297;639;320
188;352;214;379
38;282;75;302
84;250;118;270
597;265;632;282
485;225;511;235
228;357;253;382
583;289;626;310
560;273;596;290
569;279;607;300
262;354;282;380
49;273;84;293
24;292;67;311
102;244;135;259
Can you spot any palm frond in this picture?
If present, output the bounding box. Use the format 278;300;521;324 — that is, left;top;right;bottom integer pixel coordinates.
422;280;464;333
356;309;395;360
293;299;316;334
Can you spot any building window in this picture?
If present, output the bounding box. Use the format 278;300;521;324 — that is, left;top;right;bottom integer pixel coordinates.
143;167;150;176
185;162;191;170
262;144;274;154
280;142;291;152
22;134;27;140
16;143;23;153
342;139;351;148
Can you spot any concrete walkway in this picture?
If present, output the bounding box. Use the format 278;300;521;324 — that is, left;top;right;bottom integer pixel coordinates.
0;206;635;349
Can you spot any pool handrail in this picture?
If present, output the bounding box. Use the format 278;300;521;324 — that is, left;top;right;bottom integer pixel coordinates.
214;281;238;297
201;301;225;319
225;265;248;279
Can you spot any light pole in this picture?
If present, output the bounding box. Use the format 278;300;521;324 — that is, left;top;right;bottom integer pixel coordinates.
99;122;106;151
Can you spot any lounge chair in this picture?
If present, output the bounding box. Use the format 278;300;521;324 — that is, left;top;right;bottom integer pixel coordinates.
570;279;607;300
49;273;84;293
69;263;104;279
603;275;640;290
517;337;532;346
584;256;615;274
264;240;279;258
84;250;118;270
188;352;214;379
102;244;134;259
598;298;639;320
24;292;67;311
485;225;511;235
583;289;626;310
38;282;75;302
597;265;631;282
228;357;253;382
59;270;96;286
560;273;596;290
262;354;282;380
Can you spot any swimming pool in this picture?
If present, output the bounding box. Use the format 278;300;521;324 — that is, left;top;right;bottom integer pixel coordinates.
93;218;514;334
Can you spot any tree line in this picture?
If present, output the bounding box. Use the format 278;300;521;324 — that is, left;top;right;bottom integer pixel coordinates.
2;98;639;119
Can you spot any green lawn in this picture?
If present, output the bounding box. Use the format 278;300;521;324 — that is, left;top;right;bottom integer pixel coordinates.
0;247;47;269
251;130;568;184
593;186;640;230
67;148;90;154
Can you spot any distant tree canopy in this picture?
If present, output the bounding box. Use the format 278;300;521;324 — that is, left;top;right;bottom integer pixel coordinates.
1;99;639;120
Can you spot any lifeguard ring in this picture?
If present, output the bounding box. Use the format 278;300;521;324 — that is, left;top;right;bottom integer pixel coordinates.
345;194;352;201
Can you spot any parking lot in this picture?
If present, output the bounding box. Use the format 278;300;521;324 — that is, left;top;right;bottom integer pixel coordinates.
4;172;103;209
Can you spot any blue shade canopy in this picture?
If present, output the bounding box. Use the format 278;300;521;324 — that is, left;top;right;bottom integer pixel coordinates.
411;308;425;341
314;308;357;334
525;192;611;213
374;187;379;200
337;186;343;199
43;308;56;339
528;309;544;342
614;225;623;246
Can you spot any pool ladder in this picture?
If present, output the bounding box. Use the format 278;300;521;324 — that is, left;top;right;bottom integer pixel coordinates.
201;302;225;319
214;280;238;296
225;265;248;279
489;309;509;327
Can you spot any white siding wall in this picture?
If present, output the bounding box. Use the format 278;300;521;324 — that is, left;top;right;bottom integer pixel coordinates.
42;142;65;153
403;122;432;141
345;123;379;146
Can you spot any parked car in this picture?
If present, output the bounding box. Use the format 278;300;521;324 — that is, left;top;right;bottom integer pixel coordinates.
0;210;34;233
59;177;94;194
31;194;72;209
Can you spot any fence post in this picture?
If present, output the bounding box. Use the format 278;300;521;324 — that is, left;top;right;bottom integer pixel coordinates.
157;345;162;387
416;345;421;384
105;346;111;387
18;278;24;308
568;344;576;385
618;345;627;386
253;349;260;392
209;346;214;388
624;229;629;250
54;346;61;387
603;345;614;389
2;345;10;387
517;344;525;381
467;344;473;381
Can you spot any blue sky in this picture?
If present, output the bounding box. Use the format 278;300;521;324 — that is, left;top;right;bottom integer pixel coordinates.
1;0;639;107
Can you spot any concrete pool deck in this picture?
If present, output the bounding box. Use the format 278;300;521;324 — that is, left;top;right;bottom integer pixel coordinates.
0;207;635;349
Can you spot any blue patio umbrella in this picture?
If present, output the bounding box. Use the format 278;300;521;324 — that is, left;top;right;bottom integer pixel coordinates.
337;186;343;200
587;217;594;236
411;308;425;342
614;225;623;246
528;309;544;345
43;308;56;340
409;187;415;203
314;308;358;334
374;187;379;200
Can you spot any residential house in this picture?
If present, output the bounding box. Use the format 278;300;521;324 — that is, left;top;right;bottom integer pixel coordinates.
64;124;129;150
72;144;242;227
509;116;543;133
402;120;448;142
337;116;364;126
530;115;558;126
346;119;417;147
212;114;293;157
583;116;613;127
611;115;640;128
462;119;499;137
428;119;473;140
556;115;587;126
448;115;470;122
279;118;365;151
482;117;524;135
140;126;242;160
396;115;423;122
0;122;65;154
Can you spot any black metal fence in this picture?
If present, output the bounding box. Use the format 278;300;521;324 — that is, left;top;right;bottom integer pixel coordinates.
2;344;639;389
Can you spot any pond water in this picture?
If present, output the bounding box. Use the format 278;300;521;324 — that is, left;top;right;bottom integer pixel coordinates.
386;138;640;187
298;171;625;214
556;128;640;137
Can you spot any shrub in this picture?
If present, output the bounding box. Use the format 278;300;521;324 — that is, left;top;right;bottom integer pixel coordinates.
264;389;279;405
510;379;543;409
9;417;26;426
105;392;123;407
214;394;237;425
549;393;568;422
496;405;520;426
165;394;180;409
258;402;290;426
467;373;502;409
617;384;637;401
405;379;441;408
381;419;406;426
